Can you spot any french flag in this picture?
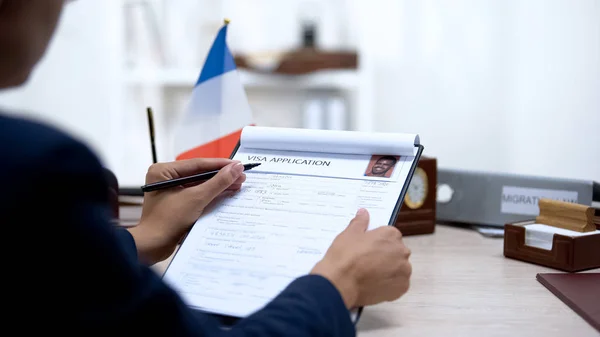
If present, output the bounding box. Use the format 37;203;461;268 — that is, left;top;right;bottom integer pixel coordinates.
173;20;253;160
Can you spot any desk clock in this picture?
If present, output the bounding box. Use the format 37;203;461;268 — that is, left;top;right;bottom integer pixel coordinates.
395;156;437;235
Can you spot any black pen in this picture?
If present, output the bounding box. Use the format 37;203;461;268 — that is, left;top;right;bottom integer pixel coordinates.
141;163;261;193
146;107;158;164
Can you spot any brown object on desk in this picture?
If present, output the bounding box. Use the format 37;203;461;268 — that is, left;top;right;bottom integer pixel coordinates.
234;49;357;75
536;198;596;232
394;156;437;236
536;273;600;333
504;220;600;272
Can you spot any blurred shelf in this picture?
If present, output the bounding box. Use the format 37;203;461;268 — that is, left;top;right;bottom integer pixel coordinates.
234;50;358;75
123;68;360;90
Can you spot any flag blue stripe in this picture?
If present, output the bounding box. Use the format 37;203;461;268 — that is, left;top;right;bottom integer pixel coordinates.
196;25;237;86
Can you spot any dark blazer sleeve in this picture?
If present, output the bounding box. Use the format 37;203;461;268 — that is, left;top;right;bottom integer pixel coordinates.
1;116;354;336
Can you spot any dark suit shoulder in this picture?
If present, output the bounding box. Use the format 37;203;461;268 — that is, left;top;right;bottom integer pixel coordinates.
0;114;98;163
0;114;107;200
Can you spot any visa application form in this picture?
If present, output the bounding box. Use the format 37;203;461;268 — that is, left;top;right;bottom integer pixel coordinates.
163;127;421;318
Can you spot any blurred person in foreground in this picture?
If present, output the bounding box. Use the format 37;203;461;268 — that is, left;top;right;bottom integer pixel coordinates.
0;0;412;335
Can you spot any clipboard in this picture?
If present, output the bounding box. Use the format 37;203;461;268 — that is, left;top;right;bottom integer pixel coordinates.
163;136;424;327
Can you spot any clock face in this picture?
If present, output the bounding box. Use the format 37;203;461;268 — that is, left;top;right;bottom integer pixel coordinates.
405;167;428;209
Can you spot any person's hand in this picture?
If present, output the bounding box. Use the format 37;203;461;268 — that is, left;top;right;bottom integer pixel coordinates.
310;208;412;309
127;158;246;264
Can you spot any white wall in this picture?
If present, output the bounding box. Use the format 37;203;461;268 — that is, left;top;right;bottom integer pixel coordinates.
354;0;600;182
1;0;598;186
506;0;600;181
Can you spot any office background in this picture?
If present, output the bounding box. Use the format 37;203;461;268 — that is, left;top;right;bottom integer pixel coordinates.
0;0;598;188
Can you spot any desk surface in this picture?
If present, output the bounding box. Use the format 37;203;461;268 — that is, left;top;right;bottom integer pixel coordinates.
120;205;600;336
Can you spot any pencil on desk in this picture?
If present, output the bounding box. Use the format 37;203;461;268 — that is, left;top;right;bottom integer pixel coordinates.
147;106;158;164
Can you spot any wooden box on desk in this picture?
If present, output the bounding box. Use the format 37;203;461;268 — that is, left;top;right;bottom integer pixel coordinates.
504;220;600;272
394;156;437;235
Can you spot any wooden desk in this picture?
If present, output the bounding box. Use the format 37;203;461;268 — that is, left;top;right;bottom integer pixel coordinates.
120;205;599;336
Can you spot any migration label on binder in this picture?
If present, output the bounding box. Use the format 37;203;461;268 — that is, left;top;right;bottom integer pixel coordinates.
500;186;579;216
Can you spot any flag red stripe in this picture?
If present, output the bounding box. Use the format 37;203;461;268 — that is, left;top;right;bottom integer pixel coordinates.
176;127;246;160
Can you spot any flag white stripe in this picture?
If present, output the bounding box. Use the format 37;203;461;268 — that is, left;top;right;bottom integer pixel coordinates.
173;70;253;158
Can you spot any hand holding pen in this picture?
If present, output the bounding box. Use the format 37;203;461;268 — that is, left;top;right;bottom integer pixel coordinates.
131;159;255;263
141;162;261;192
